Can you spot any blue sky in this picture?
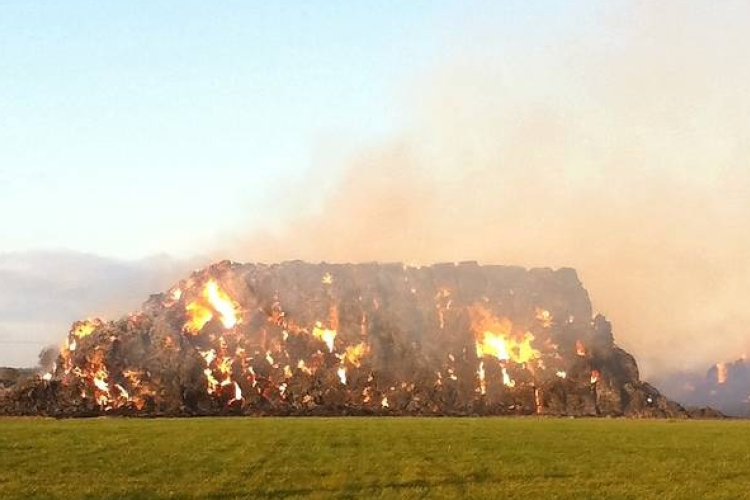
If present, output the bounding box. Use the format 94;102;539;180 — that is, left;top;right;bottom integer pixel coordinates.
0;0;597;258
1;1;438;256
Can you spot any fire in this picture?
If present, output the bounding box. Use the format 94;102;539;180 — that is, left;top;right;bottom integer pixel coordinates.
184;280;239;333
477;362;486;395
185;302;214;334
475;330;539;364
297;360;312;375
471;307;540;364
343;343;369;367
312;322;336;352
322;272;333;284
501;367;515;388
590;370;600;384
337;366;347;385
70;318;102;338
716;363;728;384
556;371;567;379
576;340;587;356
231;382;242;402
205;280;239;328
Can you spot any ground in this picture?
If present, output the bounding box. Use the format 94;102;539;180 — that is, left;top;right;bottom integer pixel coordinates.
1;417;749;500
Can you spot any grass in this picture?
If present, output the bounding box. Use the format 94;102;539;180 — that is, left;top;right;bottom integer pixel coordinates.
1;417;749;500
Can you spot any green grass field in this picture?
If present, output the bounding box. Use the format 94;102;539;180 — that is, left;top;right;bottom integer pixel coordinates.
1;417;749;500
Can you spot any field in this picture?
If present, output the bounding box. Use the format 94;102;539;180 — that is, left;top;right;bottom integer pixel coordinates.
1;417;749;500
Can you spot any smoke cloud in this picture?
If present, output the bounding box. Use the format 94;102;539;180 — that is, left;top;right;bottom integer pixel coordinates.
0;250;200;367
224;1;750;377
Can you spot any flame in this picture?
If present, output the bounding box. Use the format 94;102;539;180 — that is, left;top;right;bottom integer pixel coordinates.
716;363;728;384
381;396;389;408
576;340;587;356
556;371;567;379
501;367;515;388
322;272;333;284
475;330;539;364
477;362;486;395
343;343;369;367
590;369;600;384
471;307;540;364
70;319;102;339
297;360;313;375
232;382;242;402
312;322;337;352
204;369;219;394
205;280;239;328
184;280;239;333
200;349;217;365
185;302;214;334
337;366;347;385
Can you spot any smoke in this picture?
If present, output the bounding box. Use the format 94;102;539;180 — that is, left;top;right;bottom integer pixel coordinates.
224;1;750;377
0;250;202;367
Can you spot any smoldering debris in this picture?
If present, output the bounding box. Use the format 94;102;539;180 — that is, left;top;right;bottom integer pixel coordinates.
0;260;710;418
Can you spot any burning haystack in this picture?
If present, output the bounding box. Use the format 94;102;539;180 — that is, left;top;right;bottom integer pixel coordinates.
1;261;690;417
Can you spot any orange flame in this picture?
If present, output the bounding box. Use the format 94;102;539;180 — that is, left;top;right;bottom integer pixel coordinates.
575;340;587;356
343;343;369;367
70;318;102;339
184;280;240;333
475;330;539;364
471;307;540;364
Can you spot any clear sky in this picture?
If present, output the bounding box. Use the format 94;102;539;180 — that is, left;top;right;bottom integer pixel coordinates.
0;0;597;258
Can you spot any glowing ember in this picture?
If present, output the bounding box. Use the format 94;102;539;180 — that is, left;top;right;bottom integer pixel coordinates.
576;340;587;356
297;360;312;375
716;363;728;384
536;308;553;328
556;371;567;379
